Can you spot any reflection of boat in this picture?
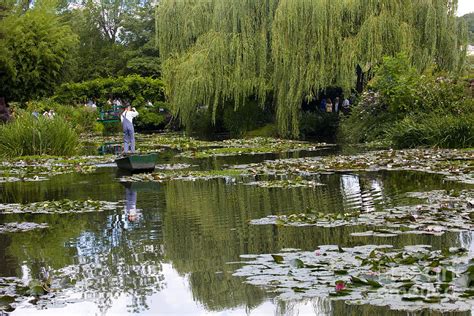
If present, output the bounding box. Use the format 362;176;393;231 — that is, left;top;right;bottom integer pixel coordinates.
120;181;161;192
115;153;158;172
98;142;122;155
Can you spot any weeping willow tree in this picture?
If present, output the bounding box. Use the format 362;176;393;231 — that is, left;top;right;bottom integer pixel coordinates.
156;0;467;137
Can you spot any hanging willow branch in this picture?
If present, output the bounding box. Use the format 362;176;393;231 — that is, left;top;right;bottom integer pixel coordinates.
156;0;466;137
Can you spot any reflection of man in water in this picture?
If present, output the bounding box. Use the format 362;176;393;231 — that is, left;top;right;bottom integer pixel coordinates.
125;187;138;222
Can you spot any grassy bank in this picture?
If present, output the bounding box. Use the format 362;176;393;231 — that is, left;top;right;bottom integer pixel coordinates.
0;113;79;157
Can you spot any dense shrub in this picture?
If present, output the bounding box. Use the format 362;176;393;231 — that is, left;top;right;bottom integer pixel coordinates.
53;75;168;131
339;54;474;148
338;90;392;144
134;102;171;131
25;100;99;134
299;111;339;141
0;112;79;157
0;2;77;102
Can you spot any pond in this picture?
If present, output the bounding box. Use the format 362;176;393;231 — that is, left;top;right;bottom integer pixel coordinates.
0;145;473;315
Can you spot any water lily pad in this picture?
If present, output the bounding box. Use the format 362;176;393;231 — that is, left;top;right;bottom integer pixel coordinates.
272;255;284;264
233;243;474;313
250;190;474;237
229;149;474;184
0;199;121;215
290;259;305;269
0;222;48;233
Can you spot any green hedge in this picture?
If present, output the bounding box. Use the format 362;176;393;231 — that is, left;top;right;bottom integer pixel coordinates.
54;75;165;107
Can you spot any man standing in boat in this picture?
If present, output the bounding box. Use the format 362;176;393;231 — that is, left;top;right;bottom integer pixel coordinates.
120;105;139;154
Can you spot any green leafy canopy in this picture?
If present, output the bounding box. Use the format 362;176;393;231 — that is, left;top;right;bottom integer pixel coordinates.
0;0;78;102
157;0;467;137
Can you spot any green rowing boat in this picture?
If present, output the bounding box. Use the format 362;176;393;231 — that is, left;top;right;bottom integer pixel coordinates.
115;153;158;172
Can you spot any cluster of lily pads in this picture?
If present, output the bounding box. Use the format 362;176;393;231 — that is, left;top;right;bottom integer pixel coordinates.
90;134;331;157
0;199;121;215
250;190;474;237
138;134;217;150
0;222;48;234
121;169;248;183
118;148;472;189
233;244;474;312
230;148;474;184
0;175;48;183
155;163;194;171
83;133;217;151
244;179;325;189
83;134;333;160
0;156;114;183
177;137;332;159
120;168;328;190
0;277;34;312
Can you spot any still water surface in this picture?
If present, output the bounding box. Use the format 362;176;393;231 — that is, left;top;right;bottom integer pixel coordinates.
0;150;472;316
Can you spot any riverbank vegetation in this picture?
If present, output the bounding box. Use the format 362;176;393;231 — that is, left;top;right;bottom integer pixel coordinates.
340;54;474;148
0;113;79;158
0;0;472;153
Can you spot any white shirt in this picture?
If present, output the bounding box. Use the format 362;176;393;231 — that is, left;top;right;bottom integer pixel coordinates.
120;109;139;123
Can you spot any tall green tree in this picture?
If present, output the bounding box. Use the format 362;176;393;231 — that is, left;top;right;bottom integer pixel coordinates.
61;1;128;81
459;12;474;44
120;1;161;77
61;0;160;81
157;0;468;137
0;0;78;102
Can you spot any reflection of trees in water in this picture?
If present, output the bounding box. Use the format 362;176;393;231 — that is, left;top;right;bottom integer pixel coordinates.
161;177;350;311
5;213;90;270
71;221;165;314
0;169;122;204
162;175;465;313
367;170;466;199
1;169;469;314
339;170;466;212
163;179;282;311
187;271;266;312
65;187;166;314
275;225;461;251
4;196;166;314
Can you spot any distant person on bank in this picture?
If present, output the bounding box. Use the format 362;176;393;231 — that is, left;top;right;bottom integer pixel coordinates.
342;97;351;115
320;98;326;111
121;105;139;154
326;98;333;113
334;97;340;113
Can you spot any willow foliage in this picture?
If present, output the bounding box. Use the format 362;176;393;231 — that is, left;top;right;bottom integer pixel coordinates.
157;0;467;137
